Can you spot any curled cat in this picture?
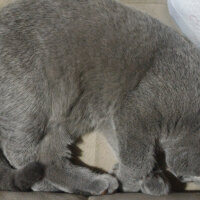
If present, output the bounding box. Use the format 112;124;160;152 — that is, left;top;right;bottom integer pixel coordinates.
0;0;200;196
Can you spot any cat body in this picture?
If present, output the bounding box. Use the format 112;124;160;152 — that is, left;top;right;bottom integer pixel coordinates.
0;0;200;195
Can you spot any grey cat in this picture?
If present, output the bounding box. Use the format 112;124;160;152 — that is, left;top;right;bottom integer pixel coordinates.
0;0;200;196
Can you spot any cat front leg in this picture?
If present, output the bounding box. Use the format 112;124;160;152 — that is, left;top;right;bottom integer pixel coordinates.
112;98;171;195
112;152;170;196
36;120;119;195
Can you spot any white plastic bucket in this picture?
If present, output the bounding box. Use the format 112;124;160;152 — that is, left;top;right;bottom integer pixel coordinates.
168;0;200;48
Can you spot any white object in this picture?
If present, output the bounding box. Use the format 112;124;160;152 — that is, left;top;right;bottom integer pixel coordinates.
168;0;200;48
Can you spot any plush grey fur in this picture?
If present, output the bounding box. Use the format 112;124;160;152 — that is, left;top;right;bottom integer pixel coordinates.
0;149;45;191
0;0;200;196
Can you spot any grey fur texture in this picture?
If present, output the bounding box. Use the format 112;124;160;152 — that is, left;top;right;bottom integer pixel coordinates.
0;149;45;191
0;0;199;196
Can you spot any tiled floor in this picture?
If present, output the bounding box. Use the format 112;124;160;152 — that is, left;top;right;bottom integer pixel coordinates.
1;192;200;200
89;193;200;200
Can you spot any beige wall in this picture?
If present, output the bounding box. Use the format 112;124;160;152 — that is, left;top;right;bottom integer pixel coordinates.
0;0;199;191
0;0;15;7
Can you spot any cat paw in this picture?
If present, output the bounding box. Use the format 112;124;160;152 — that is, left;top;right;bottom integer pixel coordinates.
89;174;119;195
110;163;141;192
141;172;171;196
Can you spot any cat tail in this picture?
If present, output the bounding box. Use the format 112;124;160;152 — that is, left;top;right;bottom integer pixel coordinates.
13;162;45;191
0;149;45;191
